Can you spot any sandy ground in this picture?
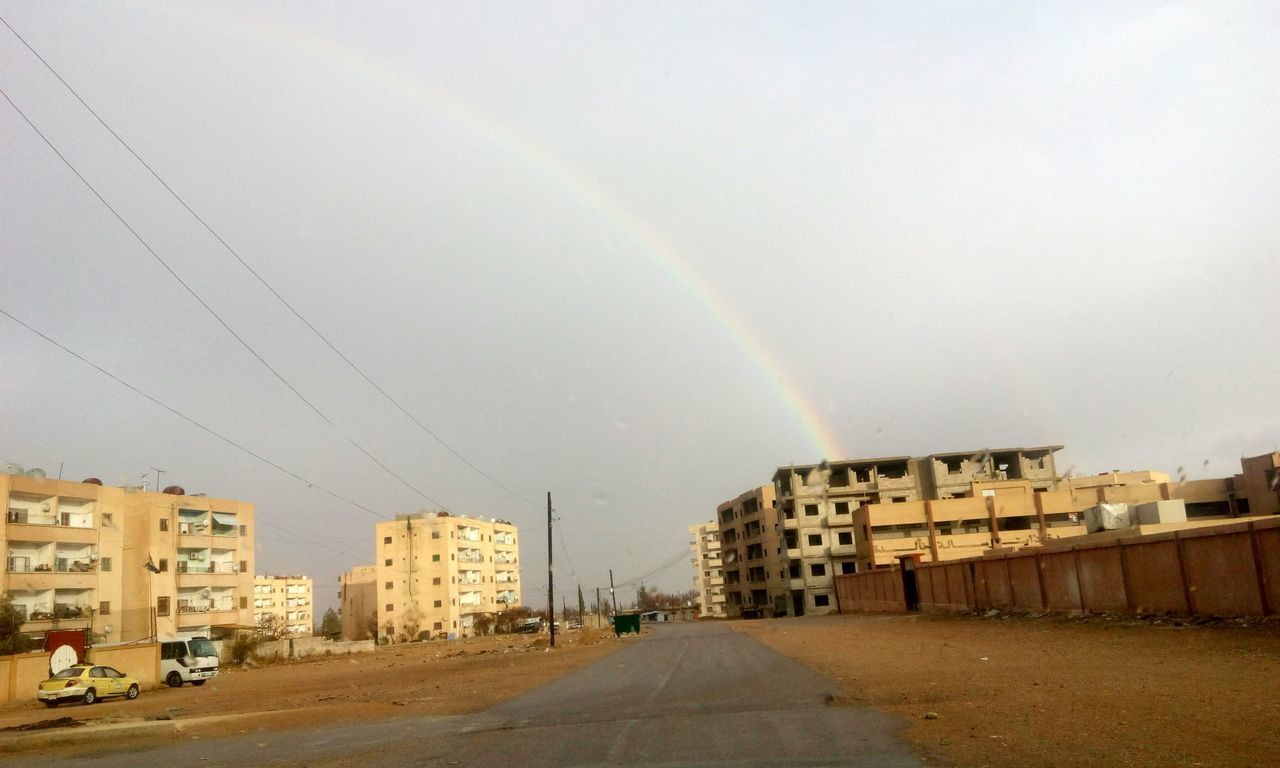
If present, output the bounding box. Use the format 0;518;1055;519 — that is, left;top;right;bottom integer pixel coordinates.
733;612;1280;768
0;628;630;755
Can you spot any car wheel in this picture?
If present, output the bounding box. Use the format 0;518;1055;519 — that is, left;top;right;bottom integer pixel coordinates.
191;680;206;687
83;688;97;705
43;701;58;708
126;684;140;700
166;672;183;688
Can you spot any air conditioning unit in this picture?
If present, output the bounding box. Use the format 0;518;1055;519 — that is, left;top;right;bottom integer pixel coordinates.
179;522;191;535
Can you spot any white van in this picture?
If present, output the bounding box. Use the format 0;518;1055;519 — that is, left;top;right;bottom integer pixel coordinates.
159;637;219;687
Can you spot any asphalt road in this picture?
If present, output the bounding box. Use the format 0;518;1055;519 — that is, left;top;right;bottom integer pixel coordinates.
23;622;921;768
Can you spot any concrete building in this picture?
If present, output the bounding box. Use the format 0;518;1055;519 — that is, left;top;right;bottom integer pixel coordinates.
253;574;313;636
2;471;255;643
715;485;786;617
371;511;520;642
688;521;726;618
338;565;378;641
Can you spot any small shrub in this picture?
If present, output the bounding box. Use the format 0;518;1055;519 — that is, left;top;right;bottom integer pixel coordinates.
228;634;259;665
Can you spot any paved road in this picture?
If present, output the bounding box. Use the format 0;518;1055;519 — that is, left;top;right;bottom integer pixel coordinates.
24;622;921;768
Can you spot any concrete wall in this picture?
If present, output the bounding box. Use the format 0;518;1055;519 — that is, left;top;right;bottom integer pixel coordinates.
216;636;377;663
0;651;52;703
836;517;1279;619
88;643;160;689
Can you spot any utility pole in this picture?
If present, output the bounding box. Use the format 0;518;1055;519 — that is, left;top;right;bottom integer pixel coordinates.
596;587;602;621
547;492;555;649
609;569;616;618
151;467;164;492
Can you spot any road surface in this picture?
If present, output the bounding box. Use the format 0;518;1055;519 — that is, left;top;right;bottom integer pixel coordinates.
22;622;921;768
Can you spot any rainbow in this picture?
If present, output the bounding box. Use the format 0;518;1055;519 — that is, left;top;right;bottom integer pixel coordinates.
169;5;843;461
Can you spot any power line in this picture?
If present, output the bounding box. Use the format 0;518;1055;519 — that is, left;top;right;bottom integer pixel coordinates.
0;82;450;512
0;306;387;521
613;548;690;588
0;15;534;508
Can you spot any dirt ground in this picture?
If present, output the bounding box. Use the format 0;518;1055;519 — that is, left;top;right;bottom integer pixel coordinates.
733;612;1280;768
0;628;630;756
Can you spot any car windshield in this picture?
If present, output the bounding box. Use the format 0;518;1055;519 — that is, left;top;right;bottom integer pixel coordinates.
189;639;217;658
52;667;83;679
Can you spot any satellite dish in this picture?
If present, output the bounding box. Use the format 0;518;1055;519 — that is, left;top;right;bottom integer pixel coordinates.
103;624;114;634
50;645;78;675
41;502;51;512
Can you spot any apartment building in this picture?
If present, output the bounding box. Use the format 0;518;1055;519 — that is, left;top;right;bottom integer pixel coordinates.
715;485;785;617
372;511;520;642
338;565;377;641
253;574;313;636
772;447;1063;615
849;452;1280;571
688;521;726;618
2;470;255;643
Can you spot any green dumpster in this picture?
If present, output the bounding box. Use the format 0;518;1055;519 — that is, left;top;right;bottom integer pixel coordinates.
612;613;641;636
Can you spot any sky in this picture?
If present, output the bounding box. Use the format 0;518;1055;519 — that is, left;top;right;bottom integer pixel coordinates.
2;2;1277;620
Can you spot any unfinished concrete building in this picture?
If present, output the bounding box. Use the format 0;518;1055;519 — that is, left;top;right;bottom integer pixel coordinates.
688;521;726;618
715;485;785;617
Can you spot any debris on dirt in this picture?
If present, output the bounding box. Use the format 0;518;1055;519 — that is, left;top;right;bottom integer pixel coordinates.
924;712;941;720
3;717;83;732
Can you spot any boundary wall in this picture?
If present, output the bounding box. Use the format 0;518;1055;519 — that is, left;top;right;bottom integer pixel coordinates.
835;518;1279;618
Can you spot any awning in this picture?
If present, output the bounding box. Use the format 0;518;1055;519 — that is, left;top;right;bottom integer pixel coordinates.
211;512;238;527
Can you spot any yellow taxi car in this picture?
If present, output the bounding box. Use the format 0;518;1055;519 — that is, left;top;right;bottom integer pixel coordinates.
37;663;141;707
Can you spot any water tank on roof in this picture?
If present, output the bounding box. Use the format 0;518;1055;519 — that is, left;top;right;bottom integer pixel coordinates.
3;463;24;475
27;468;46;478
162;485;185;495
82;478;103;486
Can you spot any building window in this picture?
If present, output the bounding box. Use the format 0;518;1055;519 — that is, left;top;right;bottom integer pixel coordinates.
838;531;853;545
100;557;112;572
240;560;247;573
810;563;826;577
240;596;248;609
102;513;113;526
158;558;168;573
432;554;441;562
432;531;440;539
159;518;169;532
434;600;442;608
814;594;830;607
835;502;850;515
384;536;392;545
384;559;392;566
157;596;170;616
807;534;822;546
239;525;247;536
840;561;857;575
385;582;393;590
385;604;394;612
804;504;819;516
432;577;441;585
99;601;110;615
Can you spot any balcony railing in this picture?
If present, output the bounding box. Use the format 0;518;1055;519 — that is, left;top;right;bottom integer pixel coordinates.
21;603;92;621
178;599;235;614
178;561;240;574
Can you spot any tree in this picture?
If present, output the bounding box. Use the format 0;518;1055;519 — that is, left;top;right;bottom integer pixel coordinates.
0;593;34;655
255;613;289;640
318;608;341;638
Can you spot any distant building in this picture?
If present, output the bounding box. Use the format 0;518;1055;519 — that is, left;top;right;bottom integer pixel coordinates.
367;511;520;642
2;471;255;643
339;565;378;641
688;521;726;618
253;574;313;636
715;485;785;617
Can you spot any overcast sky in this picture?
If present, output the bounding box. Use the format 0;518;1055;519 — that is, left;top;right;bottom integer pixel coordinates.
2;2;1277;618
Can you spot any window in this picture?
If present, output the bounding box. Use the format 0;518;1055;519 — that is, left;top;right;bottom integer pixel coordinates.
840;561;857;575
432;554;441;562
384;558;393;566
239;525;247;537
240;596;248;609
814;594;830;607
100;557;112;572
240;560;247;573
156;596;170;616
385;582;393;590
804;504;819;516
102;513;113;526
835;501;850;515
432;531;440;539
99;601;110;615
159;518;169;532
432;577;441;585
807;534;822;546
838;531;853;545
433;622;442;630
158;558;168;573
810;563;826;577
384;536;392;545
385;604;394;612
434;600;442;607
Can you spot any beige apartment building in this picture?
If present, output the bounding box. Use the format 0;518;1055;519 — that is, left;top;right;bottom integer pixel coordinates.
688;521;726;618
253;574;313;636
848;452;1280;571
2;471;255;643
338;565;377;641
715;485;785;617
369;511;520;642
